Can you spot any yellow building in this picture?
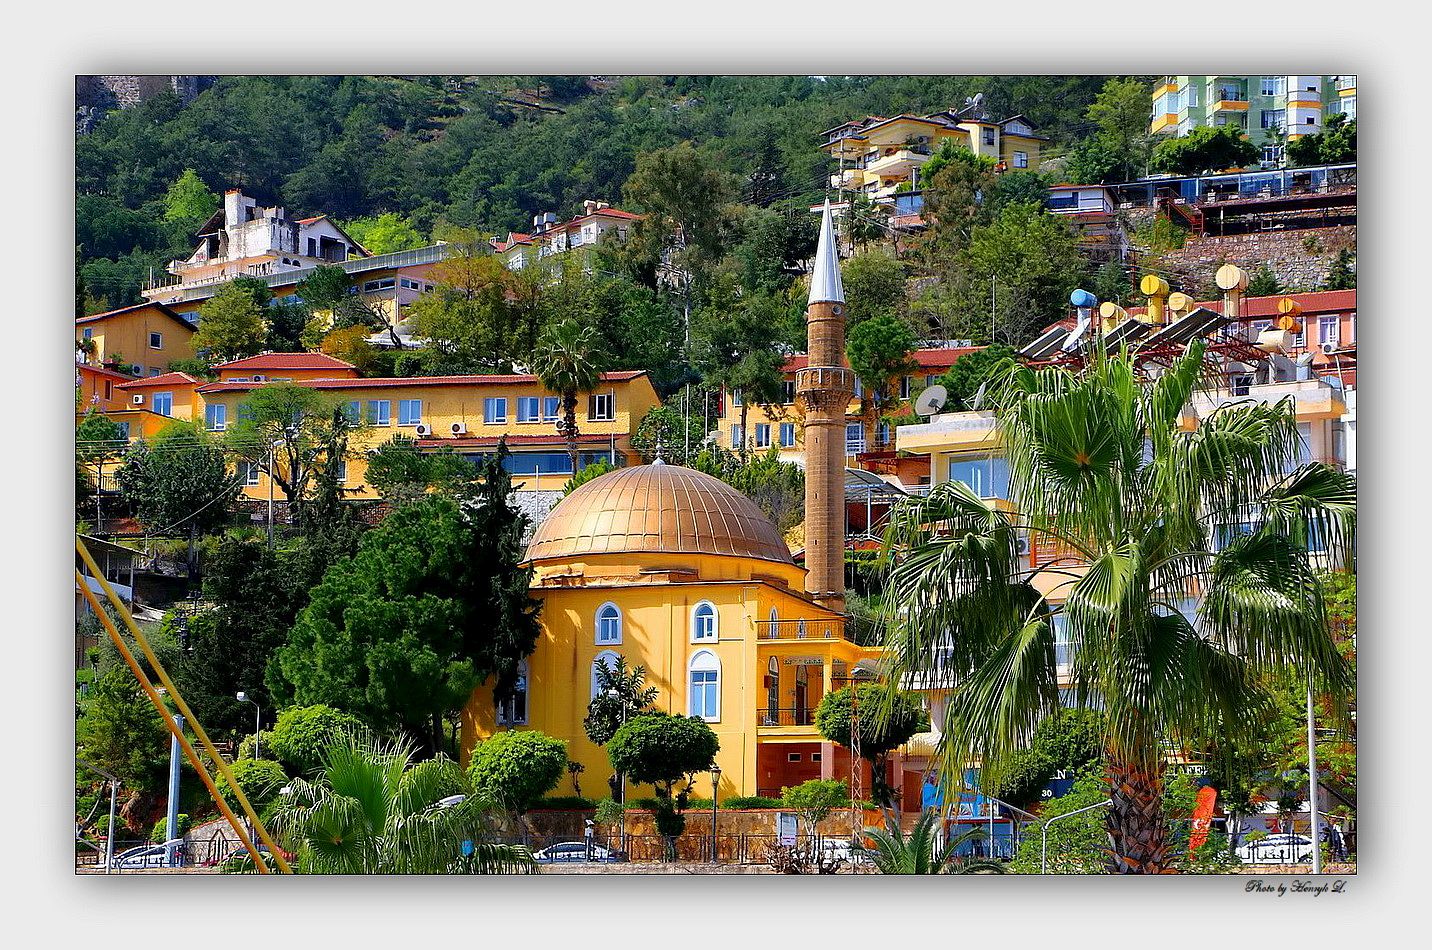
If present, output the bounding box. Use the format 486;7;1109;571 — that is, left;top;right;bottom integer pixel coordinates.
75;302;196;377
460;461;881;800
822;109;1047;201
194;368;661;500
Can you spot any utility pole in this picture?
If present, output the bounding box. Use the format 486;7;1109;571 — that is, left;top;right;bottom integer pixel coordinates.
165;713;185;867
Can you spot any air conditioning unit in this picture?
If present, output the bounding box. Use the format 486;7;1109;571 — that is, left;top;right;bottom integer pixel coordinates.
414;423;433;437
251;374;266;382
1016;536;1031;556
1321;341;1339;355
450;421;468;436
131;394;144;405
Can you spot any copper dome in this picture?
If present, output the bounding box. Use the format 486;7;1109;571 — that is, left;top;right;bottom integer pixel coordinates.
525;463;795;565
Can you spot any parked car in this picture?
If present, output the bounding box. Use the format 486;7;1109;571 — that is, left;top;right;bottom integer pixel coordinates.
1237;834;1315;865
533;841;628;864
111;840;182;870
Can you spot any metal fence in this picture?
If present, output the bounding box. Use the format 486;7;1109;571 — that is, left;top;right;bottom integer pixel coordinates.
493;831;875;867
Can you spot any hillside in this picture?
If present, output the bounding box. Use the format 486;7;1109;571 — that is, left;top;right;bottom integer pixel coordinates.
76;74;1130;307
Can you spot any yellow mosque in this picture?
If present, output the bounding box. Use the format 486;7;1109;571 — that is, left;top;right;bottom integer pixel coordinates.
460;202;883;801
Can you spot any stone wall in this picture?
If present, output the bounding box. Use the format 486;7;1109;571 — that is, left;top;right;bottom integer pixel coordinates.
1156;225;1356;291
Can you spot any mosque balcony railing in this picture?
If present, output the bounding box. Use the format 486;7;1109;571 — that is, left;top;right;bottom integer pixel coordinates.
757;618;852;642
756;707;819;727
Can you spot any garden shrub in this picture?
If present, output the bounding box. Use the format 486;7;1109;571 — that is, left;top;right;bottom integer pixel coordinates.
722;795;783;810
266;704;364;775
534;795;596;810
214;758;288;815
467;730;569;813
150;813;191;843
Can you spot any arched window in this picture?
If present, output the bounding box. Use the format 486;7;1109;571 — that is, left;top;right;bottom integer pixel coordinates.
497;660;529;726
592;651;622;700
596;602;622;645
691;601;718;643
688;650;721;722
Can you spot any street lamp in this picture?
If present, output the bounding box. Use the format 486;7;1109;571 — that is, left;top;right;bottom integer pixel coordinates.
710;765;722;863
237;691;261;760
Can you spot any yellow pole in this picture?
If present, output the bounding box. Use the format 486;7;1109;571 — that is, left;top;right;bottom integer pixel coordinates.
76;575;274;873
76;538;293;873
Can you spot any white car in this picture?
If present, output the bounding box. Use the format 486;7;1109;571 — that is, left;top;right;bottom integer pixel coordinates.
533;841;626;863
112;840;183;870
1237;833;1315;865
819;838;874;867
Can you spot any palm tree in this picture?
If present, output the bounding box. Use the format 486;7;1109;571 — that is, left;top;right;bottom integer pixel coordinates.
531;318;606;475
881;341;1355;873
854;810;1005;874
265;734;537;874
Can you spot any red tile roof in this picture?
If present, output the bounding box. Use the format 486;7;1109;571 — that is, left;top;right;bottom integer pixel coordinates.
215;353;357;371
76;302;196;331
116;372;200;390
196;370;648;394
780;346;983;374
77;363;139;383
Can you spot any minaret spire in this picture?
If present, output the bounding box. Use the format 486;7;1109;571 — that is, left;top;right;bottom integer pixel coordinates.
808;199;845;306
797;197;855;612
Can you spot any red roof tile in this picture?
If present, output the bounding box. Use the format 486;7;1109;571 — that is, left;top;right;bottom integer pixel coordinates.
196;370;647;394
215;352;357;371
77;363;139;383
116;372;200;390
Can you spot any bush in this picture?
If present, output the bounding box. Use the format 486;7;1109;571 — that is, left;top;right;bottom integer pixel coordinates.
594;798;626;827
722;795;783;810
236;731;272;762
467;730;569;813
214;758;288;815
150;813;191;843
534;795;596;810
266;705;364;775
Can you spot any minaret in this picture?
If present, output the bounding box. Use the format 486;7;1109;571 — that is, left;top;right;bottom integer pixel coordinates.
797;201;855;612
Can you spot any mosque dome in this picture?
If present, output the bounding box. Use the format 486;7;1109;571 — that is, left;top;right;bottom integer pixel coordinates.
525;463;795;566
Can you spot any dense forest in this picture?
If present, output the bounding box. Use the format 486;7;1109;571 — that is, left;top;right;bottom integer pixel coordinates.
76;74;1125;306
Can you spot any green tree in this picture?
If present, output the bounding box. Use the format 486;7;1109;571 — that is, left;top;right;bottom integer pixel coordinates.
76;664;170;794
607;713;719;856
622;141;740;291
224;382;349;517
1061;136;1125;186
631;404;711;466
959;202;1088;346
214;758;288;816
1151;125;1260;176
407;239;542;371
690;446;806;534
363;434;479;503
162;169;218;227
115;421;240;576
846;314;918;445
918;141;998;264
934;345;1018;412
265;704;364;776
296;264;390;343
1247;264;1282;297
780;779;849;839
584;655;661;748
268;734;536;874
1089;260;1132;306
1323;249;1356;290
881;342;1356;872
273;462;541;754
855;810;1004;874
814;684;928;812
1085;77;1152;182
693;289;790;461
840;251;909;331
467;730;569;814
984;709;1104;809
341;212;426;254
1287;114;1356;167
193;282;267;363
531;318;607;474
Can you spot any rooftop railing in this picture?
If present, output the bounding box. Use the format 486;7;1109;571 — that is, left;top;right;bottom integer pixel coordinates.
757;619;851;642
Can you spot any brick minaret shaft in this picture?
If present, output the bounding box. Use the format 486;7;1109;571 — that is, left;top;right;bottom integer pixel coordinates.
797;201;854;612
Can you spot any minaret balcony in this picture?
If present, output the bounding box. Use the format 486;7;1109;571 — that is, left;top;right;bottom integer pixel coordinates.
795;366;857;400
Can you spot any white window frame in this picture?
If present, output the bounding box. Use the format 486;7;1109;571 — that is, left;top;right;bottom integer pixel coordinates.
484;397;507;425
204;403;227;432
589;391;615;422
779;422;796;448
82;327;93;341
688;650;721;722
333;457;347;484
596;602;623;645
542;396;561;422
240;461;260;487
152;391;173;417
367;400;391;426
691;601;718;643
900;375;913;400
343;400;361;425
592;651;621;700
398;399;423;426
754;423;771;449
730;424;743;449
1013;151;1028;168
517;396;540;423
782;380;796;404
148;332;163;350
1319;315;1340;346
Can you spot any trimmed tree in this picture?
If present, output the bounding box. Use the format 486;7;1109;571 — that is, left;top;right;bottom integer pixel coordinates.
607;713;719;858
814;684;928;813
265;704;364;776
467;730;569;814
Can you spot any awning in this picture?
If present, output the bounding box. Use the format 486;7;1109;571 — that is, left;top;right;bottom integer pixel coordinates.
902;731;942;757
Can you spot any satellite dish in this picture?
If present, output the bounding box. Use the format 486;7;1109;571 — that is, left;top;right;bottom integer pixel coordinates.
914;385;948;417
969;381;988;411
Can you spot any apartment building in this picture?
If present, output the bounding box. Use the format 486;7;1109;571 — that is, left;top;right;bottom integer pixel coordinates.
822;105;1048;202
1150;76;1357;166
492;201;642;271
76;302;196;376
193;368;660;500
1046;184;1131;263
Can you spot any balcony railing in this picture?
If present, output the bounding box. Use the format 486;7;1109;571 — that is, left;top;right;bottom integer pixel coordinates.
756;707;818;727
757;619;850;641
